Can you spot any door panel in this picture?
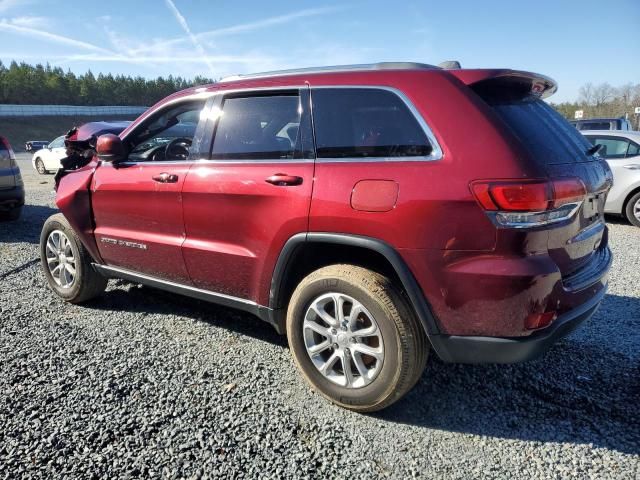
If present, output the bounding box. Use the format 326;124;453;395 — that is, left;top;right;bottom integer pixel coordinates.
181;89;314;304
182;161;312;301
92;162;192;283
46;147;65;170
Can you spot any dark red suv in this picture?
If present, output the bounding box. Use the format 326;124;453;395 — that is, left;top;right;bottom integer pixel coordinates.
40;63;612;411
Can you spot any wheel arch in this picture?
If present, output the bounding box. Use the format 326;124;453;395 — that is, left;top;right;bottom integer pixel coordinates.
269;232;441;337
622;185;640;217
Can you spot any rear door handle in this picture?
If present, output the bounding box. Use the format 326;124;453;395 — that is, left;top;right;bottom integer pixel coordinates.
152;172;179;183
265;174;303;186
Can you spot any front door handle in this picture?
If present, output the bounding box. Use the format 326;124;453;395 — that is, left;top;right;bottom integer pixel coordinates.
152;172;179;183
265;173;303;186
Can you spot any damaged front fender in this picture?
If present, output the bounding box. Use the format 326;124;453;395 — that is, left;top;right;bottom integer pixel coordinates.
55;158;103;264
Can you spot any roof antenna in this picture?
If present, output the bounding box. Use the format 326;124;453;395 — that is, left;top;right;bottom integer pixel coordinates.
438;60;461;69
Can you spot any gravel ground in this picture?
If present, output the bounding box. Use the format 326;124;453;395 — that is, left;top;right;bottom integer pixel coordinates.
1;154;639;479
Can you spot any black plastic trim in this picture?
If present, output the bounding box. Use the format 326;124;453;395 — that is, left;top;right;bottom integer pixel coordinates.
92;264;281;331
269;232;442;336
430;286;606;364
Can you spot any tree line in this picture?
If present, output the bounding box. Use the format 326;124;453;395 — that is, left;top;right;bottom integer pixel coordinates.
0;61;214;106
1;61;639;127
550;82;640;128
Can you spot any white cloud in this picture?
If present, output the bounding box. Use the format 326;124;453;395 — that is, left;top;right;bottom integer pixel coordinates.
130;6;344;54
0;0;27;13
9;15;47;28
163;0;215;77
0;20;116;54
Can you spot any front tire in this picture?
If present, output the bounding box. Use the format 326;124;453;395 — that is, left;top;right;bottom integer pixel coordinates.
35;158;47;175
625;191;640;228
40;213;107;303
286;264;428;412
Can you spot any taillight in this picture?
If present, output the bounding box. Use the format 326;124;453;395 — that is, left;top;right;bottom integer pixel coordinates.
1;138;17;167
470;178;586;228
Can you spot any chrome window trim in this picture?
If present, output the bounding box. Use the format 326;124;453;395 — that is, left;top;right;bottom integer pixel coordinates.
310;85;443;163
116;84;444;166
104;158;316;167
103;160;197;167
120;91;217;143
314;156;437;164
194;158;315;165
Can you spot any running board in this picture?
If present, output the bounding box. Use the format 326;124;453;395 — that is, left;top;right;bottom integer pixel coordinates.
92;264;282;332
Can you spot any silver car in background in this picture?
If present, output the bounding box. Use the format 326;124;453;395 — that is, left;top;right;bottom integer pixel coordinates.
582;130;640;227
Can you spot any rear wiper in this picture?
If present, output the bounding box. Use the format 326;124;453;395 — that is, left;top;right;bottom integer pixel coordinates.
587;144;602;156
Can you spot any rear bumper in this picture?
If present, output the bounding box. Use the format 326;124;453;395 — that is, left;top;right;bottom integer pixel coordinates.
0;185;24;211
430;285;606;363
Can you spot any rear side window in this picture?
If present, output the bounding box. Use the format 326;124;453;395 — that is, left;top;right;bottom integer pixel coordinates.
587;136;639;159
311;88;432;158
486;98;594;164
579;121;612;130
211;94;312;160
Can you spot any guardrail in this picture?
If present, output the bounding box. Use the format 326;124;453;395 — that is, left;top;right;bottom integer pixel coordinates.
0;104;147;116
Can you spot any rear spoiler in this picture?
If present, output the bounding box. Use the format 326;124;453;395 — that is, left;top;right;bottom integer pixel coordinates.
448;69;558;100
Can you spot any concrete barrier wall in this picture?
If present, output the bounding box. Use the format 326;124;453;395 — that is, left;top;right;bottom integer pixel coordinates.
0;104;148;116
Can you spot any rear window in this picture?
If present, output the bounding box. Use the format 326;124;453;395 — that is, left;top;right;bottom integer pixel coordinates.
311;88;432;158
487;97;594;164
578;121;611;131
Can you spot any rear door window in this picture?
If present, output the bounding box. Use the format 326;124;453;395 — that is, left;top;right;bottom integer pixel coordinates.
486;98;594;164
311;88;433;158
587;136;637;159
211;93;313;160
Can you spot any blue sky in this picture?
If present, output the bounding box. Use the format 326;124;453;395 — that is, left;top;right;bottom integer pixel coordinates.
0;0;638;102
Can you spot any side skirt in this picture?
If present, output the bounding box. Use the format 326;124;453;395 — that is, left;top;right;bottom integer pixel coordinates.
92;264;282;333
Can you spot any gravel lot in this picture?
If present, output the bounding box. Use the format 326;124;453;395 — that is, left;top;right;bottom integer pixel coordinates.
1;154;639;479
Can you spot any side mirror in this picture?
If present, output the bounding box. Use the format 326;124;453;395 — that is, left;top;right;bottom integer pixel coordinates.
96;134;126;163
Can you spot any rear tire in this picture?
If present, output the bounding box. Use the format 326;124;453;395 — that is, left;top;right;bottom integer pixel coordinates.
40;213;107;303
286;264;428;412
35;158;47;175
0;206;22;221
625;191;640;228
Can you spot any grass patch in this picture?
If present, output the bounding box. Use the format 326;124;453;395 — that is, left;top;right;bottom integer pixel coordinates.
0;115;137;151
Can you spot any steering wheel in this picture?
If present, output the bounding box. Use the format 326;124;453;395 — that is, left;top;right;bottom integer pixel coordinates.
165;137;192;160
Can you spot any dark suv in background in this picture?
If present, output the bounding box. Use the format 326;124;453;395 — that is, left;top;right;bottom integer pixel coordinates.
40;63;612;411
571;117;632;131
0;136;24;221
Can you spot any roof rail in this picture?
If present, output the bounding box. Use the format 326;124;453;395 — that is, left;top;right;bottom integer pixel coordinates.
220;62;439;82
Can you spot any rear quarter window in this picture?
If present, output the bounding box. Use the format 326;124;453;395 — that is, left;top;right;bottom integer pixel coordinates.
311;88;433;158
487;98;594;164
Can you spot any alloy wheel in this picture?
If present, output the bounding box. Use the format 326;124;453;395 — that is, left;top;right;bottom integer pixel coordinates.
634;197;640;222
45;230;77;288
303;293;384;389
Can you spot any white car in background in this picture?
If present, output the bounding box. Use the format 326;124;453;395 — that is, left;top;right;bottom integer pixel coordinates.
582;130;640;227
32;135;66;174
